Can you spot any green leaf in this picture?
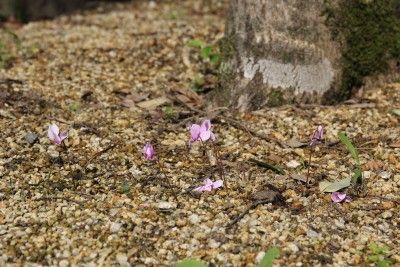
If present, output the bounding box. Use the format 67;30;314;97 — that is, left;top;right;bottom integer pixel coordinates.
201;46;212;60
369;243;389;254
209;54;220;65
187;39;204;48
377;260;390;267
259;247;280;267
351;168;362;184
368;255;380;262
338;132;360;166
369;243;379;253
176;259;207;267
319;177;351;192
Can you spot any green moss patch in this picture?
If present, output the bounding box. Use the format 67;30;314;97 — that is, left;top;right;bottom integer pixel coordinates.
325;0;400;102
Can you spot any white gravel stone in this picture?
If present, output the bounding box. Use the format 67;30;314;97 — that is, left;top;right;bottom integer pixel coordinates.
188;214;200;224
286;160;301;168
116;253;130;267
110;222;121;233
288;243;299;253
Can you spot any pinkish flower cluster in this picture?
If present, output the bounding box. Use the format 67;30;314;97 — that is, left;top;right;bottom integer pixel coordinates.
189;119;216;146
193;178;223;192
310;125;324;146
48;124;68;145
331;192;351;203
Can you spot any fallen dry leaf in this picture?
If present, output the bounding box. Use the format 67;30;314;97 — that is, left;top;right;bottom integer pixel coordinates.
170;87;203;108
291;174;308;183
121;94;149;107
286;138;307;148
137;97;170;110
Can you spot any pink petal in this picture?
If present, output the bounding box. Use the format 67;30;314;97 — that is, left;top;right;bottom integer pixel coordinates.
203;178;213;186
317;125;324;138
331;192;347;203
48;124;61;144
59;131;68;142
190;124;201;141
212;180;223;189
193;179;221;192
194;184;211;192
200;130;211;141
201;120;211;131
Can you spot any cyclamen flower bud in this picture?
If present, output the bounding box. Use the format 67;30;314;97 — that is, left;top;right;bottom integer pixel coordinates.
310;125;323;146
143;143;156;161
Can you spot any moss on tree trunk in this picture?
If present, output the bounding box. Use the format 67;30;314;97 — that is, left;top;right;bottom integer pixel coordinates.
324;0;400;103
215;0;400;110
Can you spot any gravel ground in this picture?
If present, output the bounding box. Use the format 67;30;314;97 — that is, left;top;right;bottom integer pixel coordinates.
0;1;399;266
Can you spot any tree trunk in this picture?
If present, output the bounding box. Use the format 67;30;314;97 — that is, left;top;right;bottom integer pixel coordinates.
216;0;400;110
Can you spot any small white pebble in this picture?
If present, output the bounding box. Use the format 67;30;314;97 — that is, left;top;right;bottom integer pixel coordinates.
188;214;200;224
110;222;121;233
116;253;129;267
255;251;265;264
286;160;301;168
288;243;299;253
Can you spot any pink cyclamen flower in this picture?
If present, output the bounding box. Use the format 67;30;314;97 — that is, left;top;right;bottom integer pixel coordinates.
143;143;156;161
193;178;223;192
189;119;216;145
310;125;324;146
331;192;351;203
48;124;68;145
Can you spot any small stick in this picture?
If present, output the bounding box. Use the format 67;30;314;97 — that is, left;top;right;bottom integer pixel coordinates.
84;143;118;169
248;158;285;175
226;199;271;229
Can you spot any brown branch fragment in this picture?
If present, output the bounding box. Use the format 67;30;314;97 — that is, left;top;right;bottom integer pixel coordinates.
226;199;272;229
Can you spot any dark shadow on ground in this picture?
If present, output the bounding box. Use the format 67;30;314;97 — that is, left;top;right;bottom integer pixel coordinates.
0;0;131;22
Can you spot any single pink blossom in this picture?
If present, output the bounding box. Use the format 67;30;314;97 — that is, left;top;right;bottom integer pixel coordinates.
193;178;223;192
310;125;324;146
143;143;156;161
189;119;216;145
48;124;68;145
331;192;351;203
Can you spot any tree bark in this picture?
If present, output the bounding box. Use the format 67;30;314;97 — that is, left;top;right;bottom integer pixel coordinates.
216;0;400;110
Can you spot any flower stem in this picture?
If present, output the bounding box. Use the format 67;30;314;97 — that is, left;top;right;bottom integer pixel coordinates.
306;148;313;185
156;158;167;178
213;143;225;181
